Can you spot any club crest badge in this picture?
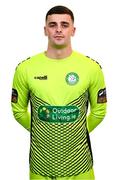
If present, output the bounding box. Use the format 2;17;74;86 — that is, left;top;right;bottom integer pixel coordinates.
65;72;79;85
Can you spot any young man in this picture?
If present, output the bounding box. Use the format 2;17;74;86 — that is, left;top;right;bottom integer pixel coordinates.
11;5;107;180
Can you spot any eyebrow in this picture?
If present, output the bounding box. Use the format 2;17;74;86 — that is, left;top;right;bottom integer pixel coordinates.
61;21;70;25
48;21;70;25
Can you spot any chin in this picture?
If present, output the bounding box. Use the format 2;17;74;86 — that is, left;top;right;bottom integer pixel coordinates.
54;44;66;49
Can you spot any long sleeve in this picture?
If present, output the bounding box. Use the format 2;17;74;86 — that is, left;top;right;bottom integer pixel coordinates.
11;63;30;131
87;63;107;133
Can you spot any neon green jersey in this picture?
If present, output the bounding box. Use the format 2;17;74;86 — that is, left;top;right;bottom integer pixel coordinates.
11;51;107;179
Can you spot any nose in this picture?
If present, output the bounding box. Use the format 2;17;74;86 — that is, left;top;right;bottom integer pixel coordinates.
56;25;62;33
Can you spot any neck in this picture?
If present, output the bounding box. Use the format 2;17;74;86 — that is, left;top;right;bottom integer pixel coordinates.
45;45;73;59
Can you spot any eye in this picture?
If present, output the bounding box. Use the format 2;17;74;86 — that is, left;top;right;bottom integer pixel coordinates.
61;23;69;28
62;24;68;28
48;23;57;28
49;24;55;27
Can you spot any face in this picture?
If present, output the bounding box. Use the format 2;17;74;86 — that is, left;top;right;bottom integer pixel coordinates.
44;14;76;48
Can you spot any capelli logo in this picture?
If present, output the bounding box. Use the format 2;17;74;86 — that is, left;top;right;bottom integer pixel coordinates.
34;75;48;80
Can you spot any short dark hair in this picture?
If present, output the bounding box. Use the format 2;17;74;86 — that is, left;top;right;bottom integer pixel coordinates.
46;5;74;22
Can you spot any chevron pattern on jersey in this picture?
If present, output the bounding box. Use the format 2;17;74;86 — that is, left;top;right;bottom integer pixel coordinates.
29;91;93;178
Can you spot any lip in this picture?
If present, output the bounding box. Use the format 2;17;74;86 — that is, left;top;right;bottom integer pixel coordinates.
54;36;64;40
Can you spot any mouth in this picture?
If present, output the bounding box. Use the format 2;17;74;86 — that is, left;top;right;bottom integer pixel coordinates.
54;36;64;39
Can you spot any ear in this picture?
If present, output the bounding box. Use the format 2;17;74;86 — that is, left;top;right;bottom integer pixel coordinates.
71;27;76;37
44;26;47;36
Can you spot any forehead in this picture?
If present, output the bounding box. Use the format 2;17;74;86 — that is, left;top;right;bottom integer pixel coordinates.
46;14;73;24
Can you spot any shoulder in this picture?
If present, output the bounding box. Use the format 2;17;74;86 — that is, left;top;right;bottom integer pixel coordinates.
74;51;103;73
15;52;43;71
85;55;102;69
15;57;31;70
80;52;102;69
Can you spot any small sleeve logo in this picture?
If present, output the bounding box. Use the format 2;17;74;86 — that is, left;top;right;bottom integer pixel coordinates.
11;88;18;103
97;88;107;103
